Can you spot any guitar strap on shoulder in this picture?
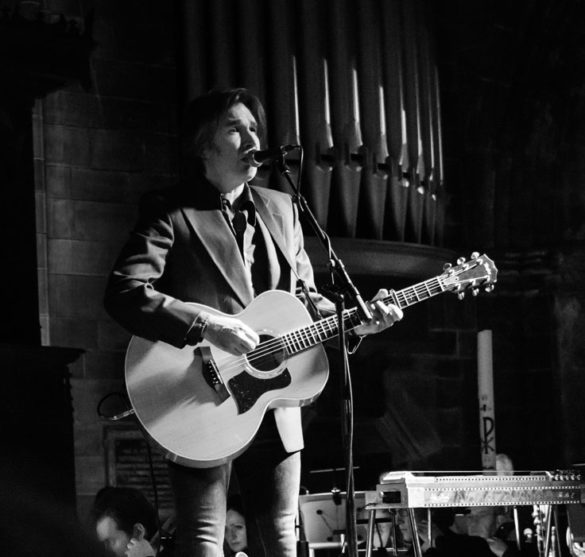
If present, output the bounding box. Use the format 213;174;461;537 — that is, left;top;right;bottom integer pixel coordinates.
251;189;321;319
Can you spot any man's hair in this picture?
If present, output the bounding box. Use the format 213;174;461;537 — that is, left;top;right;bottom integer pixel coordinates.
91;486;157;539
180;87;267;173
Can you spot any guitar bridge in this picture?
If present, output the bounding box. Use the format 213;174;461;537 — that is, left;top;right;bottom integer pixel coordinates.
196;346;230;403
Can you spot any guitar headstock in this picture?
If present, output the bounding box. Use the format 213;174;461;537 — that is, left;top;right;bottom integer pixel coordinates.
442;252;498;299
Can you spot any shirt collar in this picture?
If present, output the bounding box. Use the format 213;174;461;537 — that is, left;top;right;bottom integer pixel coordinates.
220;184;256;224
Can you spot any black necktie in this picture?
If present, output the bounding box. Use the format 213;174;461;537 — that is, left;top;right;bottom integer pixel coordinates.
232;210;247;253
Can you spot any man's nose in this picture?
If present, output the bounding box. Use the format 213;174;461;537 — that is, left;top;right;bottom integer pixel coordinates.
242;130;258;149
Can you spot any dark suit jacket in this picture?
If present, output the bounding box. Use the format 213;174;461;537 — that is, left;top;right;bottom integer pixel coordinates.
104;177;329;452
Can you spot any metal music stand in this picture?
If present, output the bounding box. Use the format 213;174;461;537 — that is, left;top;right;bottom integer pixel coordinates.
299;491;394;555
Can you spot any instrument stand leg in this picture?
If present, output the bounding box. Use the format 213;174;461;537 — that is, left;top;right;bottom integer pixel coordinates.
552;506;570;557
513;507;522;552
543;505;553;557
389;511;398;556
365;510;376;557
409;508;424;557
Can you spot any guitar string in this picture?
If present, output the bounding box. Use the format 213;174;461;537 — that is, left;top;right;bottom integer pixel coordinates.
209;266;489;374
213;272;486;373
214;276;475;374
210;278;449;375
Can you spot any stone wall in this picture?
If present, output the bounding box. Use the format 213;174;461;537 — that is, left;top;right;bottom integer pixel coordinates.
33;0;178;518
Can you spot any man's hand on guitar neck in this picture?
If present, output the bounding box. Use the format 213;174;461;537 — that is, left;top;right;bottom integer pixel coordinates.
201;311;260;356
352;289;403;336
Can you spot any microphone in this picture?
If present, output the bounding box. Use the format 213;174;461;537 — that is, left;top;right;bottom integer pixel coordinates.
244;144;299;167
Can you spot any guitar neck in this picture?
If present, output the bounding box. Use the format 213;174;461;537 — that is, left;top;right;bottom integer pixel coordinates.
282;274;447;356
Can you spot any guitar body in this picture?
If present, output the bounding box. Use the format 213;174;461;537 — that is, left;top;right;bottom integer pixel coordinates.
125;290;329;468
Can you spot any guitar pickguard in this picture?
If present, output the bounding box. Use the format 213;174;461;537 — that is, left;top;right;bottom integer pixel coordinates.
228;369;292;414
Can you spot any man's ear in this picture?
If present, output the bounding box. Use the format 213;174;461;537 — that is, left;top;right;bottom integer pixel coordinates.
132;522;147;540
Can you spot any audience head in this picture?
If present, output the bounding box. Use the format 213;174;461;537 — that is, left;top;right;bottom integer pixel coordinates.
496;453;514;475
225;494;248;555
465;506;498;538
90;486;157;557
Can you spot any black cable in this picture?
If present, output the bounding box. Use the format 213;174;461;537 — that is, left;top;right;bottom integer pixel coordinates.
96;391;135;421
144;441;167;557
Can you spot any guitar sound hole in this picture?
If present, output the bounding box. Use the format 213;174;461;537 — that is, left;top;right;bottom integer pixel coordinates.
248;334;286;372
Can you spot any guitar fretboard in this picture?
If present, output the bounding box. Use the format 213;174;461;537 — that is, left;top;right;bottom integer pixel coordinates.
279;274;448;357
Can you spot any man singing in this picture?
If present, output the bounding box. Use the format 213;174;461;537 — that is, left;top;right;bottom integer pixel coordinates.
104;87;403;556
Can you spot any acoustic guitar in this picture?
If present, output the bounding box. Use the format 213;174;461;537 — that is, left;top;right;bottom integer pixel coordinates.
125;252;497;468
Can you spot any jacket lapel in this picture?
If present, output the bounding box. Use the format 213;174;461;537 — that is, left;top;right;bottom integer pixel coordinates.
251;188;294;275
181;206;254;308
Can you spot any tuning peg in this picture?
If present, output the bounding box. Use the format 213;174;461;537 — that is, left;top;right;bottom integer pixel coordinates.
457;291;466;300
471;251;480;259
443;262;452;271
457;257;466;265
472;288;479;296
485;284;495;293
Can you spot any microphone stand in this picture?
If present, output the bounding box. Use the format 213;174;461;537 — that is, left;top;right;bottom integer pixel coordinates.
275;152;371;557
296;498;310;557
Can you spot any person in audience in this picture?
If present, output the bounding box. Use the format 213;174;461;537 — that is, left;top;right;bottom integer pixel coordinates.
224;495;249;556
567;527;585;557
90;486;158;557
466;507;515;557
464;454;537;557
395;508;439;554
396;507;496;556
466;505;539;557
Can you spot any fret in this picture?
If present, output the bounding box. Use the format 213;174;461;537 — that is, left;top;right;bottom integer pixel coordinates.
290;330;302;353
403;289;415;306
309;324;320;345
395;291;407;309
298;329;308;350
413;286;425;301
283;334;294;355
318;320;332;341
424;281;432;297
305;326;314;345
298;330;309;350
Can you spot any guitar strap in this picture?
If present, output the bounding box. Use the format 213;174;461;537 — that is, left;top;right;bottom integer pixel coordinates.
251;188;321;318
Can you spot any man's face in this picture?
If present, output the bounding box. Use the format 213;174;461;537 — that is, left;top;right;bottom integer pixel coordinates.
203;102;260;193
96;516;131;557
225;509;248;552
